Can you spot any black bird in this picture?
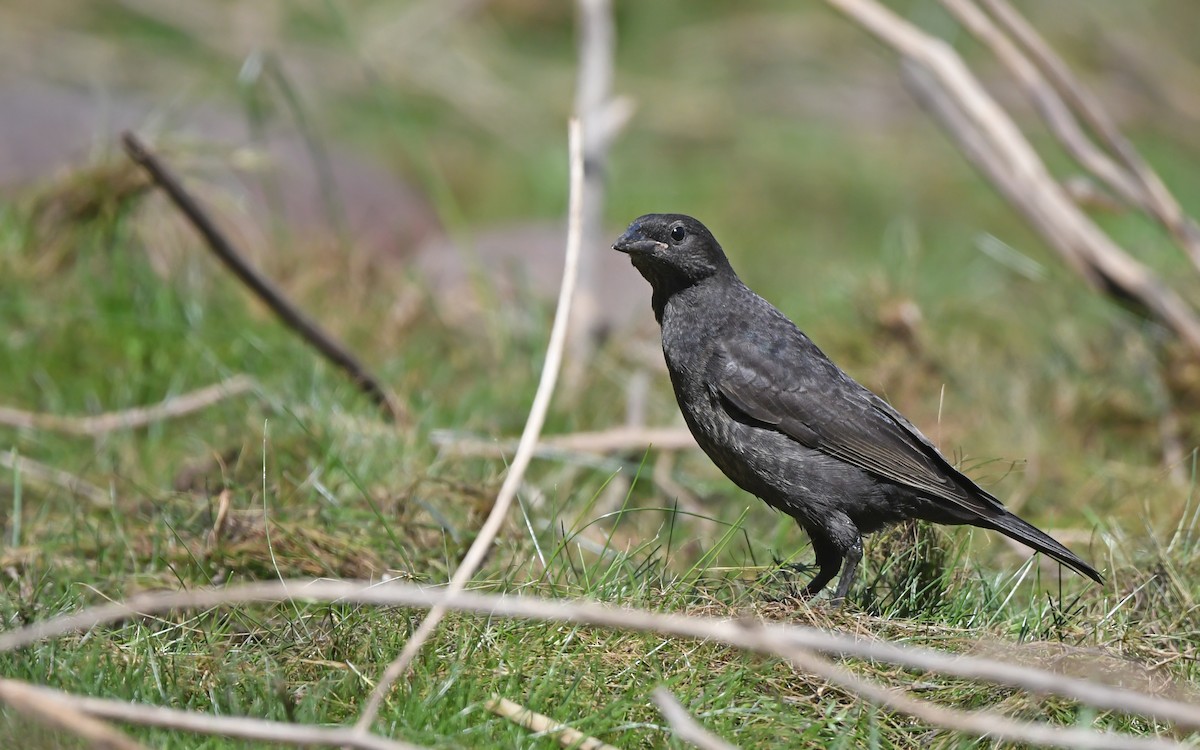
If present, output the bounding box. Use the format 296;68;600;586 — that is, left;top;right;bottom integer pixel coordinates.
613;213;1102;601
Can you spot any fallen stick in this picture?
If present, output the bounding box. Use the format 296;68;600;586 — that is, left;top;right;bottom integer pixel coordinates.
651;688;740;750
120;132;402;422
776;643;1179;750
0;375;256;436
0;451;111;507
0;679;150;750
485;695;620;750
2;579;1197;737
0;679;426;750
431;426;698;457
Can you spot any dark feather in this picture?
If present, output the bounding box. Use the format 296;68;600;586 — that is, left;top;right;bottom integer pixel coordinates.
715;338;1003;519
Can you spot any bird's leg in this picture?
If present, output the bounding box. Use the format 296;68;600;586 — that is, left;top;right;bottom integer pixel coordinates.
829;536;864;604
801;532;844;598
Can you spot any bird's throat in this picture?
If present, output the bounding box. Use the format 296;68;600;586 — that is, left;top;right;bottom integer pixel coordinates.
635;264;693;324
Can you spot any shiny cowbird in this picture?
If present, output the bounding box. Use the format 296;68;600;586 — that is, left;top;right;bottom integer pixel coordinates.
614;213;1102;601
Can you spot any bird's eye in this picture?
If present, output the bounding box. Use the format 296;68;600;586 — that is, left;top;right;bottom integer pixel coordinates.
670;225;686;242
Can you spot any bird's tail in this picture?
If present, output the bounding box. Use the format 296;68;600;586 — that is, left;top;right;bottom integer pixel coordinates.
981;512;1103;584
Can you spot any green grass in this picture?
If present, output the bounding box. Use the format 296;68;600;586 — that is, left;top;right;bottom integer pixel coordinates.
1;193;1197;748
3;2;1200;748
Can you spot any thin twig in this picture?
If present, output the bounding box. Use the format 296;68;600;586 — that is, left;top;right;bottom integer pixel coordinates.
0;679;150;750
352;119;588;733
432;426;697;457
977;0;1200;271
564;0;610;384
0;451;111;507
564;0;634;386
119;132;401;422
937;0;1145;211
3;579;1198;736
651;688;740;750
485;695;620;750
0;375;256;436
777;646;1182;750
823;0;1200;355
0;679;424;750
206;488;234;551
434;425;709;529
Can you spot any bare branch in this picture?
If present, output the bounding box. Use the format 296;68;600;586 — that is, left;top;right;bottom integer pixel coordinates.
120;132;402;422
0;679;425;750
0;375;256;436
431;426;698;458
565;0;633;384
651;688;741;750
782;645;1183;750
937;0;1145;211
3;579;1197;736
0;450;111;507
485;695;620;750
0;679;150;750
352;119;588;732
823;0;1200;355
977;0;1200;270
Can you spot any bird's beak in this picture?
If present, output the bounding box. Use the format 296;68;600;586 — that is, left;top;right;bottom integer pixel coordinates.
612;227;667;255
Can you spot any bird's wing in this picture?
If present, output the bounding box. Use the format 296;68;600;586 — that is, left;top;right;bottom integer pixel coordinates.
713;337;1005;519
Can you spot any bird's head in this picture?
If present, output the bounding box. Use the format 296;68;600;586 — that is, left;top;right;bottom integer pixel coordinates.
612;214;733;297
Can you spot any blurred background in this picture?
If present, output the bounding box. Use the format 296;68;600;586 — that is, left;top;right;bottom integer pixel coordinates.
3;0;1200;745
3;0;1200;579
